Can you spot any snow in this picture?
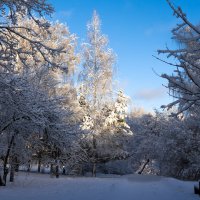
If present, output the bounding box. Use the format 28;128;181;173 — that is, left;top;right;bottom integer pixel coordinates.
0;172;198;200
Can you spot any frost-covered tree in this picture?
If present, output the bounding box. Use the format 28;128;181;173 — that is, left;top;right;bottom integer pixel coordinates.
127;109;200;179
0;1;54;82
0;76;56;184
0;0;66;73
0;68;81;184
77;11;132;176
78;90;132;176
78;11;115;175
79;10;115;107
104;91;132;135
157;0;200;115
0;0;54;185
154;1;200;179
0;1;81;184
12;18;78;76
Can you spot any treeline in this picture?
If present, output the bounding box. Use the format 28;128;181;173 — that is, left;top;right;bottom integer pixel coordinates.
0;0;200;186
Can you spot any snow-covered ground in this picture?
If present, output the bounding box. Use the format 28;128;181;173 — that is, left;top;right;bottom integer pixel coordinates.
0;172;198;200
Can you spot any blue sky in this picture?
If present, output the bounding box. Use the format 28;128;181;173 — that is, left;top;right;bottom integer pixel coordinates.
48;0;200;112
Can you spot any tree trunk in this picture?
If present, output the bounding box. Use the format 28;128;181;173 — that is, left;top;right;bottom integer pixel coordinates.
138;159;150;174
3;134;15;185
55;165;59;178
50;163;53;175
0;175;5;186
15;160;19;172
9;163;15;182
92;163;96;177
38;158;41;173
62;166;66;175
27;160;31;172
10;156;18;182
92;135;97;177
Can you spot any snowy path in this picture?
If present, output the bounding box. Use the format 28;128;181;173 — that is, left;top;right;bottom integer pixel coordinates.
0;172;198;200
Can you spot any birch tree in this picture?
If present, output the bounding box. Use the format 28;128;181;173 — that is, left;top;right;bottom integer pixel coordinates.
79;10;115;108
78;11;132;176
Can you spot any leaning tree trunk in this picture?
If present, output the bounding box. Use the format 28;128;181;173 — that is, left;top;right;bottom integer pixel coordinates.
138;159;150;174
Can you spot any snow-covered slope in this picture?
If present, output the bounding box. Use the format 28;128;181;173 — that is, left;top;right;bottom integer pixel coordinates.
0;172;198;200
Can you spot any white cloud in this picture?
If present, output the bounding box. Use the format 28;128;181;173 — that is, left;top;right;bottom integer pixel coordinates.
134;87;165;101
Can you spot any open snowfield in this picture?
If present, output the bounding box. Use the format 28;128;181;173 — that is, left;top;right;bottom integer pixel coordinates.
0;172;198;200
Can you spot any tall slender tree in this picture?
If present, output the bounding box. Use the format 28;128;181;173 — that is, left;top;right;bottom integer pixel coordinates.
78;11;132;176
79;10;115;108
